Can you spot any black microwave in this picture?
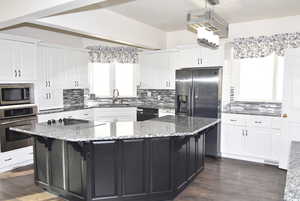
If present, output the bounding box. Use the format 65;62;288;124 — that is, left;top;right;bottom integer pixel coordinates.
0;84;32;105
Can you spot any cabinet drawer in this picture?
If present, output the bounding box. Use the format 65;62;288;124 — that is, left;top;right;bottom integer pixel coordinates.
222;114;246;126
247;118;271;128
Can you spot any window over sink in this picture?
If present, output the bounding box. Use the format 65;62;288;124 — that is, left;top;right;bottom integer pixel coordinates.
231;53;284;102
89;62;137;98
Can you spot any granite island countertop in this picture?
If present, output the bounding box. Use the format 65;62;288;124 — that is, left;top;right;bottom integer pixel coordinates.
284;141;300;201
10;115;219;142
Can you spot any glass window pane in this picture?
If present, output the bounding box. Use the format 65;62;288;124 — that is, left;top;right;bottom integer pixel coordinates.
115;63;136;97
89;63;111;97
238;54;275;101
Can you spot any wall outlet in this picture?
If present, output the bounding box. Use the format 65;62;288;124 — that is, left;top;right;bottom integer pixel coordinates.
147;91;152;97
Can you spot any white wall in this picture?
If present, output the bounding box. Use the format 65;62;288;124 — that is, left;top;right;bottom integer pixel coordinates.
229;15;300;39
36;9;167;50
166;30;197;49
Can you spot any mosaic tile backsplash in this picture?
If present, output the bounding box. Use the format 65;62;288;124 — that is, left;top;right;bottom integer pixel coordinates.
63;89;84;107
63;88;176;107
136;89;175;105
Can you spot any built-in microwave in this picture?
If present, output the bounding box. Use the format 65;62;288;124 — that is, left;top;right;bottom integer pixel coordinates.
0;84;32;105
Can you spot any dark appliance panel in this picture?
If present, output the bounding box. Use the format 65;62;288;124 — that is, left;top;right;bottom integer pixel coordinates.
137;107;159;121
0;116;36;152
175;70;193;116
192;69;220;118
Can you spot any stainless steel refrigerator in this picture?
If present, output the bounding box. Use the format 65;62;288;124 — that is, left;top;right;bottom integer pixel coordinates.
175;67;222;157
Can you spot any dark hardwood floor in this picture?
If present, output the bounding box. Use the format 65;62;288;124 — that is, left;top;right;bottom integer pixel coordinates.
0;158;286;201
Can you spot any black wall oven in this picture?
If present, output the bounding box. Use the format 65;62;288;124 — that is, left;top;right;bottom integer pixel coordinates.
0;104;37;152
0;84;32;105
0;116;36;152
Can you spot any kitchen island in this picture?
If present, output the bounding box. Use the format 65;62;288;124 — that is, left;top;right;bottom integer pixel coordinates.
11;115;219;201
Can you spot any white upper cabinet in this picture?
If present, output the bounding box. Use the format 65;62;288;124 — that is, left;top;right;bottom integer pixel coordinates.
178;46;224;68
177;48;202;68
37;45;64;110
63;49;89;89
139;51;175;89
0;39;35;82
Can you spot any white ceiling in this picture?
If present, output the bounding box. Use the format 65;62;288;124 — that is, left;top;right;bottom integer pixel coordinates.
108;0;300;31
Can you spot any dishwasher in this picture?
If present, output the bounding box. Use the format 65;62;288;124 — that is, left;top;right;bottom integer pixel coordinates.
137;107;159;121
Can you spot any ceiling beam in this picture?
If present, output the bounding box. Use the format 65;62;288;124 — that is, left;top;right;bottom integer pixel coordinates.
32;8;166;49
0;0;109;29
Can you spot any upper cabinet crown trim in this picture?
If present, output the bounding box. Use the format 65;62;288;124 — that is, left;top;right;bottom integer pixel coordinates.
37;42;88;52
0;33;40;44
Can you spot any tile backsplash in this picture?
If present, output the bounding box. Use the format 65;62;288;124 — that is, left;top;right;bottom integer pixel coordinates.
64;88;176;107
63;89;84;107
136;89;175;105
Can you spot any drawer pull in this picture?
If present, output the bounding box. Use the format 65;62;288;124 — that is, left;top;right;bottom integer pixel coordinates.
84;114;89;116
4;158;12;162
230;119;237;122
255;121;262;124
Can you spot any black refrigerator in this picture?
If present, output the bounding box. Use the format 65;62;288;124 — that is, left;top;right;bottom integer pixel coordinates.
175;67;222;157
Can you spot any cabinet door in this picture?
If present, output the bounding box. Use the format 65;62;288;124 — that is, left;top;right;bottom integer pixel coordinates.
174;136;188;191
222;124;244;155
150;138;172;193
18;42;36;81
139;52;170;89
122;139;148;195
93;141;119;198
244;128;272;160
178;48;202;68
0;39;14;81
201;46;224;67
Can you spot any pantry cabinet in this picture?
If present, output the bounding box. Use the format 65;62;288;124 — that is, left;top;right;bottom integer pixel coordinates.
0;39;36;82
37;45;64;110
221;113;282;164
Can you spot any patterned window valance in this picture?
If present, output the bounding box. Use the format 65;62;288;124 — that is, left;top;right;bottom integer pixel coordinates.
232;32;300;59
87;46;139;64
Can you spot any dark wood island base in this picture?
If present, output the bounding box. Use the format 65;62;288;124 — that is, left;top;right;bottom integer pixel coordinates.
33;132;206;201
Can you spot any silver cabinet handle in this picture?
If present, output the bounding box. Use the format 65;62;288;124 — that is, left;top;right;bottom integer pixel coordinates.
4;158;12;162
18;70;21;77
14;70;17;77
242;130;244;136
48;81;51;87
254;121;262;124
245;130;248;136
230;119;237;122
46;93;48;99
49;93;51;99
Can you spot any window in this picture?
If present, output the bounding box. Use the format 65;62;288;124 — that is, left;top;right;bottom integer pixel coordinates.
89;62;137;97
234;53;284;102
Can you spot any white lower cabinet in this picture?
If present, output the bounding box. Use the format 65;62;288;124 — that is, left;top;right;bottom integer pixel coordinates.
221;113;282;165
0;146;33;173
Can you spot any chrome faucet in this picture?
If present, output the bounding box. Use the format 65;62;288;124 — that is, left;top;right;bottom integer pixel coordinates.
112;88;120;104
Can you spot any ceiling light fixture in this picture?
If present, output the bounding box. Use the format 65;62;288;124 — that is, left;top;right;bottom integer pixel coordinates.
187;0;228;49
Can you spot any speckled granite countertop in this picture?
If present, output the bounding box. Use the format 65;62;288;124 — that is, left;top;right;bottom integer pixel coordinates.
222;110;282;117
10;115;219;142
38;104;174;115
284;141;300;201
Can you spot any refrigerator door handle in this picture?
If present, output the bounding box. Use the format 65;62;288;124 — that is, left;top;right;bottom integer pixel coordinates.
189;87;193;116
